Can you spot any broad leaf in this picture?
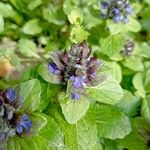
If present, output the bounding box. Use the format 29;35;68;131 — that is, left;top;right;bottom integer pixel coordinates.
100;35;124;57
86;75;123;105
96;104;131;139
59;93;90;124
18;79;41;112
52;106;97;150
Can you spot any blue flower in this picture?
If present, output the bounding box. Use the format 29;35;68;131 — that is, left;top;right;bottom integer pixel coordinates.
6;88;16;102
16;114;32;134
71;92;80;100
113;8;120;15
0;132;5;141
101;1;109;9
70;76;84;89
48;63;60;74
113;15;124;23
125;5;132;14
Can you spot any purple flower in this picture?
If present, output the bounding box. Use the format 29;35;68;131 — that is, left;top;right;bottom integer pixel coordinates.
48;63;60;74
71;93;80;100
6;88;16;102
16;114;32;134
101;1;109;9
70;76;84;89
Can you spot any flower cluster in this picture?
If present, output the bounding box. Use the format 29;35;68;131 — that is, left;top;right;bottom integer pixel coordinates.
120;40;135;56
100;0;132;23
48;42;102;100
0;88;32;143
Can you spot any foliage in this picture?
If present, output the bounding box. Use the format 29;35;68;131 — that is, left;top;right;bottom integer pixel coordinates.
0;0;150;149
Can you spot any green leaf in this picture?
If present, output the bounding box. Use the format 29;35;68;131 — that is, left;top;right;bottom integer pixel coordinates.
18;38;39;58
63;0;77;15
18;79;41;112
141;95;150;123
0;13;4;33
52;106;97;150
107;61;122;83
132;72;145;98
96;104;131;139
122;56;144;72
27;0;42;11
22;19;42;35
5;114;65;150
59;93;90;124
70;26;89;43
107;18;141;35
30;113;47;134
144;70;150;93
86;75;123;105
38;60;62;84
115;90;141;117
68;9;83;25
38;115;65;149
117;118;149;150
100;35;124;57
0;2;16;18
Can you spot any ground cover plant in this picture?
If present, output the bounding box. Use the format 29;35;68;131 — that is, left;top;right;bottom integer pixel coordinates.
0;0;150;149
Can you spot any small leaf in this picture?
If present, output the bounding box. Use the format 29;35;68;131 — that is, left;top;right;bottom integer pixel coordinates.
96;104;131;139
59;93;90;124
86;75;123;105
27;0;43;11
18;79;41;112
70;26;89;43
68;9;83;25
38;60;62;84
22;19;42;35
18;38;39;58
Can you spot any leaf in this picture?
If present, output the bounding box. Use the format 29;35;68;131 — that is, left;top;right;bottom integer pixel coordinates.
132;72;145;98
0;2;16;18
5;115;65;150
141;95;150;123
18;79;41;112
107;61;122;83
68;9;83;25
122;56;144;72
22;19;42;35
38;60;62;84
70;26;89;43
59;93;90;124
115;90;141;117
0;13;4;33
100;35;124;57
18;38;39;58
52;106;97;150
86;75;123;105
117;118;149;150
107;18;141;35
144;70;150;93
27;0;43;11
30;113;47;134
96;104;131;139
